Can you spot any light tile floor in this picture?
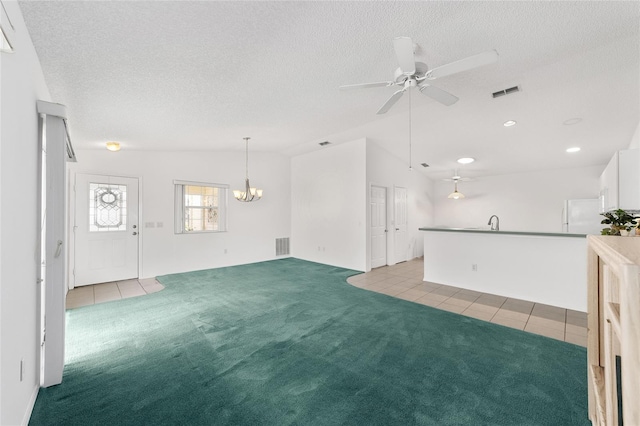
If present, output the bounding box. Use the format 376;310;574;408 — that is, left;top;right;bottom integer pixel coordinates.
347;258;587;346
66;278;164;310
66;260;587;347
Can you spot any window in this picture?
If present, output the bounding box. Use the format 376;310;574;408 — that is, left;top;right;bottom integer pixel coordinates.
89;182;127;232
174;181;228;233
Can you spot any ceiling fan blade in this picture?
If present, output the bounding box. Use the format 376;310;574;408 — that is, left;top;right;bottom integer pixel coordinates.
418;83;459;106
376;89;406;114
393;36;416;76
426;50;498;80
339;81;394;90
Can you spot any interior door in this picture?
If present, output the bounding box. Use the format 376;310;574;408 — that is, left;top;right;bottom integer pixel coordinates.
370;185;387;268
74;173;139;286
394;186;408;263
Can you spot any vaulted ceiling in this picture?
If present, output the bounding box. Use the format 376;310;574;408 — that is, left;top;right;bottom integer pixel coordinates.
19;1;640;180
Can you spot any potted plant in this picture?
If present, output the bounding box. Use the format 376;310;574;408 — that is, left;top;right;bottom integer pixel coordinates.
600;209;638;236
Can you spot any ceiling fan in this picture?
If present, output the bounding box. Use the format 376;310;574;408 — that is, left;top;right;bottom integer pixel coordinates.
340;37;498;114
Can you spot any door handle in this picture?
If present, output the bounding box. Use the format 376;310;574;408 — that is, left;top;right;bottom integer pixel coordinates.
54;240;63;258
395;228;400;231
133;232;138;236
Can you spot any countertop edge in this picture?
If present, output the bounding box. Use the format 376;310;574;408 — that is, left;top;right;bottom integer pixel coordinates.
419;227;588;238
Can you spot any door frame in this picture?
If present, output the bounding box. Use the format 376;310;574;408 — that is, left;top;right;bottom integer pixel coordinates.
393;185;408;264
68;170;143;290
369;184;388;269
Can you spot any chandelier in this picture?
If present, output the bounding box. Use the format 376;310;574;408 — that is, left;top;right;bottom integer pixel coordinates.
233;137;263;202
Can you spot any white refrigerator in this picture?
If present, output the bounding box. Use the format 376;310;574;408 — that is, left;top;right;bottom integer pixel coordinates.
562;198;602;234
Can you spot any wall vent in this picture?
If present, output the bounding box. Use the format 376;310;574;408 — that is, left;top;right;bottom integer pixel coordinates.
276;237;290;256
492;86;520;98
319;141;331;146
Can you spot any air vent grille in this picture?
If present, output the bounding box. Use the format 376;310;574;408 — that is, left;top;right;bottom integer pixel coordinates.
276;238;290;256
492;86;520;98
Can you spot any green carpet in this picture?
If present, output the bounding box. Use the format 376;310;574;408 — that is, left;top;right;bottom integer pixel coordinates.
30;258;589;425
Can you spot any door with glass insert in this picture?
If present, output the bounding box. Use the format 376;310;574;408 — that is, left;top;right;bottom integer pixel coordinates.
74;173;139;286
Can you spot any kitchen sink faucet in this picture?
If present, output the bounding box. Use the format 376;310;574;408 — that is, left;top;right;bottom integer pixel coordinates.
488;215;500;231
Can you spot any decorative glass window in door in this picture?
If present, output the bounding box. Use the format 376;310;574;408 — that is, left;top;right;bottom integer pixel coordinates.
89;183;127;232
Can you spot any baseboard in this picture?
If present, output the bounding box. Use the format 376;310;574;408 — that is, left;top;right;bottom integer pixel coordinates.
21;385;39;426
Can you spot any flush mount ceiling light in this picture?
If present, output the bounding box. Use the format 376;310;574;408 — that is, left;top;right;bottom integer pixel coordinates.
566;147;581;153
105;141;120;152
457;157;475;164
233;137;263;202
503;120;517;127
563;118;582;126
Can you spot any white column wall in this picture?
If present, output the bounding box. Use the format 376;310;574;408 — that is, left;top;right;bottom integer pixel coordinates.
433;165;602;232
69;149;291;278
366;141;434;270
0;3;52;424
291;139;367;271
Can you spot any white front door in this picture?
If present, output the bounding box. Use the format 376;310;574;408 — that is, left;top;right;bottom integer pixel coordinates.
74;173;139;286
394;186;408;263
370;185;387;268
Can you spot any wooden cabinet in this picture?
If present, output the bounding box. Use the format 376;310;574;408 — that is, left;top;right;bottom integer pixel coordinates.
599;149;640;213
587;236;640;425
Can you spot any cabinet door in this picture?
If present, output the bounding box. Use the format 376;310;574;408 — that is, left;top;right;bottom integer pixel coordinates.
618;149;640;210
600;152;619;213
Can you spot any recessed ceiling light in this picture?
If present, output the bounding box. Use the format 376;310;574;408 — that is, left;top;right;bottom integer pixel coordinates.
106;141;121;152
503;120;517;127
566;147;581;153
563;118;582;126
457;157;475;164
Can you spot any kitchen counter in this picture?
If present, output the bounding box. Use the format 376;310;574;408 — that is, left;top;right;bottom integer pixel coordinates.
419;227;587;238
420;227;589;311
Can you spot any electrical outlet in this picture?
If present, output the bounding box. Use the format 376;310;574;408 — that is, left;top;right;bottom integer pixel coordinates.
472;264;478;272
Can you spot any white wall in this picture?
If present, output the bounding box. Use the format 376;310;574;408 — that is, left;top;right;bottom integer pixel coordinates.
366;141;434;269
291;139;367;271
0;2;52;424
69;149;291;278
433;165;602;232
628;122;639;149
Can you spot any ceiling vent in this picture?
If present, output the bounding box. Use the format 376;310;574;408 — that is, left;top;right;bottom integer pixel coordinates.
319;141;331;146
421;163;429;168
492;86;520;98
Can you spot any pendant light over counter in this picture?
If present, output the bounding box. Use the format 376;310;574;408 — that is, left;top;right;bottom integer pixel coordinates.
233;137;263;202
447;179;465;199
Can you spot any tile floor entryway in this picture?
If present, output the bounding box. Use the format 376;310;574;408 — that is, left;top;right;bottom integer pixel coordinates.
66;259;587;347
66;278;164;309
347;258;587;346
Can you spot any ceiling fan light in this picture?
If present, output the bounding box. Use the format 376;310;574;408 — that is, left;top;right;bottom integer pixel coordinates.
448;191;465;199
256;189;263;197
233;190;242;199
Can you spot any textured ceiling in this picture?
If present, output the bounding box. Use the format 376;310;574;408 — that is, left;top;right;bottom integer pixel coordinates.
18;1;640;180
